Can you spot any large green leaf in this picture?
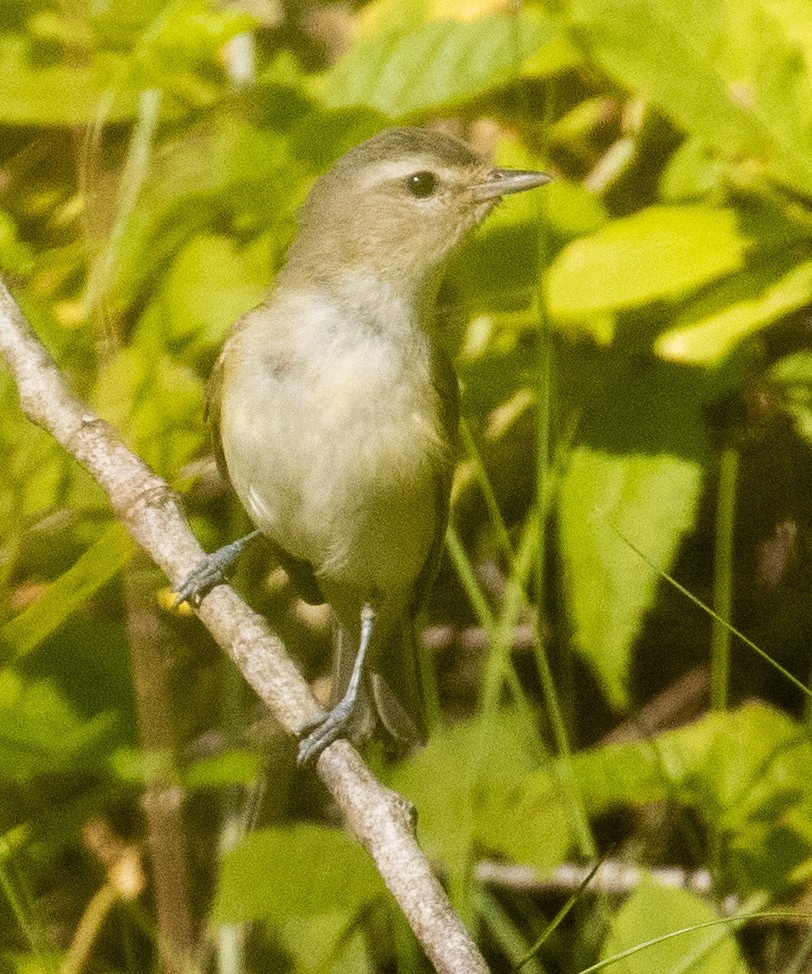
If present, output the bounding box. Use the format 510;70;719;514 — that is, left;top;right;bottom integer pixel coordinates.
512;703;812;893
213;824;383;922
557;353;709;708
564;0;812;197
572;704;811;822
390;711;571;873
546;206;750;320
601;878;748;974
318;10;564;118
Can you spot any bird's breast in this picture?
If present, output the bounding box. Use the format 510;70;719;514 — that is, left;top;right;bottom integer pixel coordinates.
219;295;451;597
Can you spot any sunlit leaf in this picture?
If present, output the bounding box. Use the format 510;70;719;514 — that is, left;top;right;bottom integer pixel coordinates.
656;259;812;364
565;0;812;196
0;34;135;125
391;711;571;872
546;207;750;319
213;825;383;922
159;232;270;351
770;351;812;447
319;11;563;118
601;879;748;974
509;704;812;891
182;749;260;790
557;353;709;707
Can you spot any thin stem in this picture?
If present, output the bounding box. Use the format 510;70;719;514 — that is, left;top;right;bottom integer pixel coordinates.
711;445;738;711
460;419;516;566
124;553;195;974
530;75;596;860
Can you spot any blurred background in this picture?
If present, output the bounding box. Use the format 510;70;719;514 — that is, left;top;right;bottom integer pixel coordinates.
3;0;812;971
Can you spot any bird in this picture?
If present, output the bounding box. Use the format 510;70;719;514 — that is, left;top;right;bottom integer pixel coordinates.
175;126;551;764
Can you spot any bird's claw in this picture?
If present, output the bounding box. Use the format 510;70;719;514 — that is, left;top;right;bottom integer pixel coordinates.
297;700;354;765
173;552;230;607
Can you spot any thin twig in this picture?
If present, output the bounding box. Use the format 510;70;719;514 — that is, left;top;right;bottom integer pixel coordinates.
0;276;490;974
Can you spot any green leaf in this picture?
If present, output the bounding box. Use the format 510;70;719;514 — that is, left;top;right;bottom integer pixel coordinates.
213;824;383;923
182;749;261;791
277;914;368;974
159;233;270;351
0;523;133;661
134;0;254;68
390;711;571;873
0;671;114;784
103;117;298;307
769;351;812;447
93;346;205;476
601;878;748;974
546;206;750;319
0;211;33;274
565;0;812;196
557;354;709;707
659;138;726;201
503;704;812;891
655;259;812;364
572;704;809;820
318;11;562;118
0;34;135;125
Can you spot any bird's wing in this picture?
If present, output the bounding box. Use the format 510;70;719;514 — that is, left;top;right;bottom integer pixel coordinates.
359;344;459;747
205;310;326;606
411;342;460;613
204;344;229;482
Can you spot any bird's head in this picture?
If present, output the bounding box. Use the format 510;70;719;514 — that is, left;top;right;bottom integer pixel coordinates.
284;127;551;297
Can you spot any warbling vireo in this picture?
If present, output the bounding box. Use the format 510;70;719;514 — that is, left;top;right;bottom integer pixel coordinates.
176;127;550;763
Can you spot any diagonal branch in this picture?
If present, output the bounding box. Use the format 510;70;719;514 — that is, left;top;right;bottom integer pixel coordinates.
0;276;490;974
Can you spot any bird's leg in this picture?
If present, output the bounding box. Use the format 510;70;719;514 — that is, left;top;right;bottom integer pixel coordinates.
297;604;376;765
173;529;263;606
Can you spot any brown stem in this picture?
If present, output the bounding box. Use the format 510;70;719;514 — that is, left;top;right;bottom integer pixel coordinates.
124;553;195;973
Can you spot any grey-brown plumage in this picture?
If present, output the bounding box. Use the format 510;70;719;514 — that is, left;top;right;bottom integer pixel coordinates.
178;127;550;762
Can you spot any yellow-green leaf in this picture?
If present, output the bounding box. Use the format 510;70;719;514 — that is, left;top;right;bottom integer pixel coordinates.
546;206;749;318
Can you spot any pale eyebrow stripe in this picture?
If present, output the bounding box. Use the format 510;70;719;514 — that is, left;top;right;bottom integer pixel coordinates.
357;158;463;190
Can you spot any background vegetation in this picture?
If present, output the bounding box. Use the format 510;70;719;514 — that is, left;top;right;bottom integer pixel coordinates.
2;0;812;971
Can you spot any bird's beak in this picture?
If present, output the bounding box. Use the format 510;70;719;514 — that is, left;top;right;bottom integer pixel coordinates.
471;168;553;201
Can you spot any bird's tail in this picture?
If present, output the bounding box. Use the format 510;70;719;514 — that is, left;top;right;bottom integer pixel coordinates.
332;615;426;747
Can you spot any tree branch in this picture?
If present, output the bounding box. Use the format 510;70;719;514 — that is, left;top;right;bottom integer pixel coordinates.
0;277;490;974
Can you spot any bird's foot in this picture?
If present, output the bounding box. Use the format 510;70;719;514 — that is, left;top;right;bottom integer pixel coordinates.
297;603;375;765
173;531;261;606
296;699;356;765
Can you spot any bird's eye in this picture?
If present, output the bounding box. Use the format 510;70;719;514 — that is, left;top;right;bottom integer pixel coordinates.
406;171;437;198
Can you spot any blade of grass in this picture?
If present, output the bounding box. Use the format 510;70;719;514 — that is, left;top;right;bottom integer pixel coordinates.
445;520;544;750
514;853;607;972
617;529;812;701
460;417;516;567
578;903;810;974
0;847;55;969
0;521;133;660
477;887;547;974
